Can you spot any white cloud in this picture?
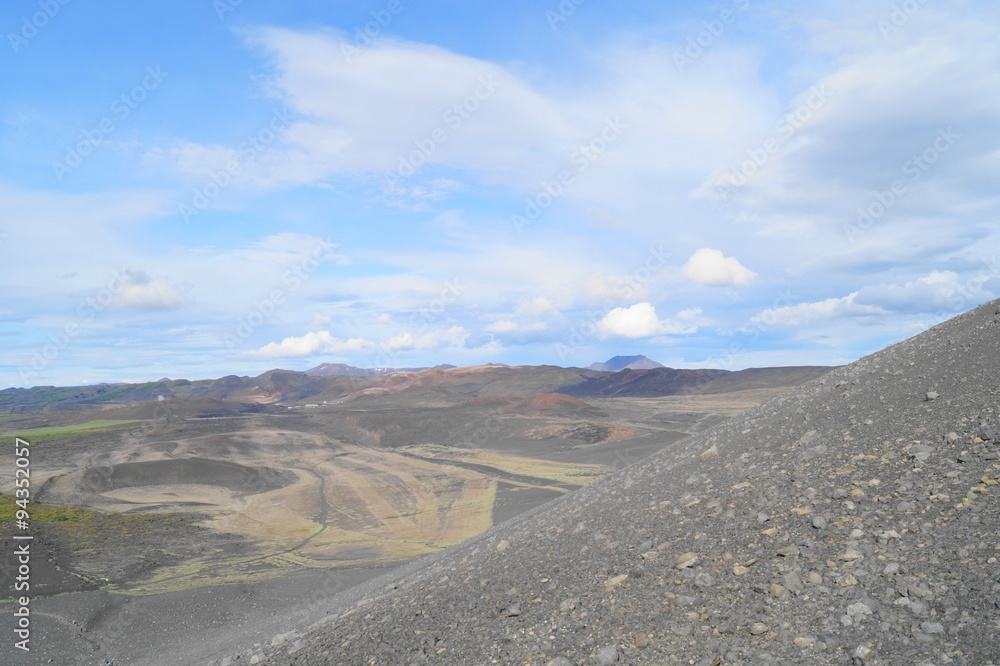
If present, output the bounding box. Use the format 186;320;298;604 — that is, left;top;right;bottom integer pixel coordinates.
485;319;518;333
515;297;556;317
231;28;575;188
682;248;757;287
746;269;996;333
660;307;706;335
247;331;373;358
483;319;548;335
598;303;664;338
112;270;186;311
746;293;885;329
383;326;468;351
854;270;993;314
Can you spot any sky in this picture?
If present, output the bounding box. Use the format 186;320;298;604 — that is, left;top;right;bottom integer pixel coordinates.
1;0;998;388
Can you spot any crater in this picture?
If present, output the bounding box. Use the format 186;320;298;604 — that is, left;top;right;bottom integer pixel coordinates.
80;457;297;495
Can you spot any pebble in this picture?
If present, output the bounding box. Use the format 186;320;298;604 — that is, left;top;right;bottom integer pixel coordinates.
676;552;699;569
594;645;620;665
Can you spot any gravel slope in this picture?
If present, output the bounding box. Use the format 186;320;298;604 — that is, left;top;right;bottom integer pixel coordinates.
232;300;1000;666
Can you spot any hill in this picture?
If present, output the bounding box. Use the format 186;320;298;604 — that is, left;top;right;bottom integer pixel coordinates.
243;299;1000;665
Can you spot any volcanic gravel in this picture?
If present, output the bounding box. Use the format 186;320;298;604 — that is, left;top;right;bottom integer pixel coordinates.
229;300;1000;665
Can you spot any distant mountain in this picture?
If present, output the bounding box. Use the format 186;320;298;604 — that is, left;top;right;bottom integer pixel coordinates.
588;355;665;372
561;366;729;397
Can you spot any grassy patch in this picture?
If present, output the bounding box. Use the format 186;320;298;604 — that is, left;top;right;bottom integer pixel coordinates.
0;494;92;523
0;419;147;448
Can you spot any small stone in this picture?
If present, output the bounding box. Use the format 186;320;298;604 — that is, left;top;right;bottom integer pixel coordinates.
841;549;863;562
594;645;621;665
749;622;768;635
559;598;579;611
604;574;628;590
846;602;872;618
769;583;786;598
793;636;816;648
732;565;750;576
250;657;260;665
812;516;827;530
920;621;944;634
700;445;719;460
926;391;939;401
547;659;576;666
500;602;520;617
852;645;874;663
496;540;510;552
694;572;714;587
676;552;699;569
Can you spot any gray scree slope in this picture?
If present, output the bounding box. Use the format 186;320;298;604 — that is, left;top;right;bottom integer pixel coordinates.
241;300;1000;665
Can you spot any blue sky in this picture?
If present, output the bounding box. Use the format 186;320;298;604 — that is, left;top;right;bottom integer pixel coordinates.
2;0;998;387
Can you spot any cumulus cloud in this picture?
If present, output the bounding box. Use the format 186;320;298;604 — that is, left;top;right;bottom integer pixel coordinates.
597;303;705;339
682;249;757;287
247;331;373;358
112;270;186;310
598;303;660;338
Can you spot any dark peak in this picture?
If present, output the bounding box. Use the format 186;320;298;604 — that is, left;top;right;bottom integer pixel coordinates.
588;355;665;372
